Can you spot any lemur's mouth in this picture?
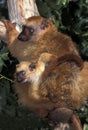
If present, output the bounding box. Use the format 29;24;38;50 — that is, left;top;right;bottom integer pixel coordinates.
18;32;29;41
15;70;26;83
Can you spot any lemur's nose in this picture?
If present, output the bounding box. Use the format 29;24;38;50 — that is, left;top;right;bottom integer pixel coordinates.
16;70;26;83
18;33;28;41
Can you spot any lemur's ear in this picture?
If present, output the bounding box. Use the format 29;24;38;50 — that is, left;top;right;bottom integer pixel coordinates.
40;19;49;30
1;19;16;32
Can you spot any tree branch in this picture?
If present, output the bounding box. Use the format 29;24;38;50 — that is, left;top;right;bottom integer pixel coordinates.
0;21;7;41
7;0;39;25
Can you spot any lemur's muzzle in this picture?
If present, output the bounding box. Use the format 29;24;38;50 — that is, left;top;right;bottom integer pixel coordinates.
16;70;26;83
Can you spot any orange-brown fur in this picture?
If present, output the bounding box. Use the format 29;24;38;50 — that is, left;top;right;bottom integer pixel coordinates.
2;16;88;117
2;16;81;62
15;53;88;118
2;17;88;129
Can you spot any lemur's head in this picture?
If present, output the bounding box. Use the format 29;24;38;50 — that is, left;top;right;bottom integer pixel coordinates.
15;61;45;84
15;53;57;84
18;16;57;42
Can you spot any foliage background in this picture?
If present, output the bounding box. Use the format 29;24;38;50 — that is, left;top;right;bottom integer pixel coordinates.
0;0;88;129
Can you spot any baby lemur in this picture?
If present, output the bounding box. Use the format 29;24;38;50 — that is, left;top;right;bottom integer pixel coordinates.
15;53;88;118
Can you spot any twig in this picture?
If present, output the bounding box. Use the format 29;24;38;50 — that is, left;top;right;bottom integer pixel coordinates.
0;74;14;83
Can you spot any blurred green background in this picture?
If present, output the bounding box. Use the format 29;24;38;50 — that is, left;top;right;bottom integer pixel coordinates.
0;0;88;129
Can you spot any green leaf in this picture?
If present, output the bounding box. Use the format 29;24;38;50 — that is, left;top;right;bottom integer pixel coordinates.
1;52;9;60
83;124;88;130
0;59;5;72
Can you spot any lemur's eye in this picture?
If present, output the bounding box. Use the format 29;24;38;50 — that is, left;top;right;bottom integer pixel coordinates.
29;63;36;71
29;27;34;34
22;25;34;34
